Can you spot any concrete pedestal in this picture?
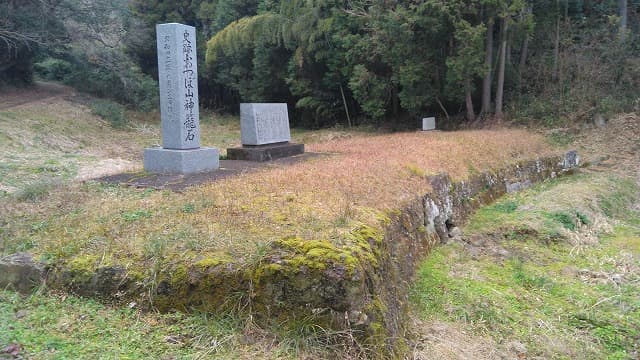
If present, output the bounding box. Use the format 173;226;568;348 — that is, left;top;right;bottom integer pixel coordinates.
144;147;219;174
226;142;304;162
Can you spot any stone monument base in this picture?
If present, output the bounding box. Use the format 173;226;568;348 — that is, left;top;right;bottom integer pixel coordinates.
144;147;219;174
226;142;304;162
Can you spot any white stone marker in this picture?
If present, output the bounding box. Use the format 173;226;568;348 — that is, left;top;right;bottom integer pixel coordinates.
144;23;219;174
422;117;436;131
240;103;291;145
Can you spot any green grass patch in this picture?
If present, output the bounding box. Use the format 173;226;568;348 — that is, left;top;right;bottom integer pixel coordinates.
493;200;518;213
404;163;426;178
0;290;245;359
0;289;365;359
120;209;152;222
511;259;552;290
546;131;575;147
181;203;196;213
411;172;640;359
576;211;591;225
598;178;638;219
545;211;577;231
15;180;56;202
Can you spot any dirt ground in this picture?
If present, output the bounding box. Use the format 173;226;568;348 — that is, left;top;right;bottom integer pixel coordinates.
0;81;75;110
98;152;328;191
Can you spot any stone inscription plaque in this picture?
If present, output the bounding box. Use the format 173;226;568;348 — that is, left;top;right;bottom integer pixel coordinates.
240;103;291;146
422;117;436;131
156;23;200;150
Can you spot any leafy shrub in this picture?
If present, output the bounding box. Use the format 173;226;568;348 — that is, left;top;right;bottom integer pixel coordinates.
597;95;628;117
547;211;576;231
34;58;73;81
576;211;590;226
91;100;127;128
127;74;159;112
61;51;158;112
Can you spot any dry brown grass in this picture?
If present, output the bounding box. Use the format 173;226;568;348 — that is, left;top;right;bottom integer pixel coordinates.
573;113;640;176
411;319;504;360
1;93;557;263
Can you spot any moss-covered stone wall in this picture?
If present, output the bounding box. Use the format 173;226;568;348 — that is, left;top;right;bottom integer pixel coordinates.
1;151;579;359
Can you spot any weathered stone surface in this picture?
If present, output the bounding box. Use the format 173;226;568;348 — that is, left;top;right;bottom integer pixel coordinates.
593;113;607;127
156;23;201;150
144;23;219;174
562;150;580;169
448;226;463;241
0;253;44;293
46;263;143;300
421;117;436;131
506;179;533;193
226;142;304;162
144;147;219;174
240;103;291;145
425;151;580;245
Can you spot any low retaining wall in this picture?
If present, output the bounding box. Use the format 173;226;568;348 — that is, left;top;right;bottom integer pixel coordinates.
0;151;579;358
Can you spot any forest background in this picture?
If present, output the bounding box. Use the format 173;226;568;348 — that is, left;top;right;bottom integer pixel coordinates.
1;0;639;128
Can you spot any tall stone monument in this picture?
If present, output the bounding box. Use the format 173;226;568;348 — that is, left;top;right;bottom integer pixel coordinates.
227;103;304;161
144;23;219;174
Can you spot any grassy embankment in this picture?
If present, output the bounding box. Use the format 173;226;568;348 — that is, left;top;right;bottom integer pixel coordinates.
0;98;554;268
411;171;640;359
3;171;638;359
0;92;576;358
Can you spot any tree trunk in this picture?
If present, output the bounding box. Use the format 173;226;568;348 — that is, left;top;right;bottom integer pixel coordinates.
391;84;399;116
495;16;508;118
517;33;529;95
480;18;494;118
517;5;531;96
0;61;17;73
583;0;592;16
339;84;352;128
465;83;476;122
552;0;560;81
619;0;628;40
506;36;511;68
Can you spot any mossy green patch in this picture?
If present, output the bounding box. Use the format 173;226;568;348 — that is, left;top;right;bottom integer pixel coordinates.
271;225;384;275
67;254;101;282
194;254;233;270
404;163;426;178
275;237;360;273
